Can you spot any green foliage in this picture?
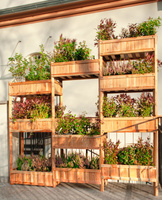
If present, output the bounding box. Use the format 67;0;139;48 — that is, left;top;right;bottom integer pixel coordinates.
26;45;51;81
55;105;66;118
8;53;29;79
103;53;154;76
137;93;154;117
55;153;99;169
101;93;154;118
16;154;51;172
103;139;120;164
52;34;93;62
56;111;100;135
138;17;161;36
94;18;117;46
103;137;153;166
118;146;136;165
12;96;51;121
134;137;153;166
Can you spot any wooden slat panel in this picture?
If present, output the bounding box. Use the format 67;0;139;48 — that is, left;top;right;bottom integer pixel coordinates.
100;74;155;92
100;35;155;56
10;119;52;132
53;135;105;149
51;59;100;77
102;117;156;132
102;165;156;182
9;80;62;96
55;168;101;184
10;171;53;186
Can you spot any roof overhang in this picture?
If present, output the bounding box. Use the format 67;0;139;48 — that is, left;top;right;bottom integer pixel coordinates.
0;0;161;29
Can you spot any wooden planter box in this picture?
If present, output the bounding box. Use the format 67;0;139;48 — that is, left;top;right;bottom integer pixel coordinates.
100;73;155;92
51;59;100;78
102;117;156;132
99;35;156;57
55;168;101;184
9;79;62;96
53;135;105;149
10;170;53;186
101;164;156;182
9;118;52;132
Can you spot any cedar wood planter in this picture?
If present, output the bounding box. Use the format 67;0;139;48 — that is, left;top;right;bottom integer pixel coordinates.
51;59;100;77
100;73;155;92
53;135;105;149
99;35;156;56
55;168;101;184
102;117;156;132
101;164;156;182
10;170;53;186
9;79;62;96
9;118;52;132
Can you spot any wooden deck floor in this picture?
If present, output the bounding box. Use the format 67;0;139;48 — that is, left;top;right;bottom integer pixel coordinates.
0;182;162;200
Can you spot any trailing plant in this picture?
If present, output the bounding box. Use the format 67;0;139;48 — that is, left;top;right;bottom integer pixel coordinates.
103;137;153;166
17;154;51;172
12;95;51;121
101;93;154;118
94;18;117;46
103;139;120;164
56;111;100;135
55;153;99;169
51;34;93;62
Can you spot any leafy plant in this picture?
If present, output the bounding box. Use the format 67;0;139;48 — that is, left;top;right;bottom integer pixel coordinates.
55;153;99;169
134;137;153;166
25;45;51;81
51;34;93;62
56;111;100;135
8;53;29;79
101;93;154;118
55;105;66;118
137;93;154;117
103;139;120;164
17;154;51;172
12;95;51;121
118;146;136;165
103;53;154;76
94;18;117;46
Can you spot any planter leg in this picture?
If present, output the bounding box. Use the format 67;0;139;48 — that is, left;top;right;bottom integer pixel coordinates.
153;182;158;196
100;178;104;192
104;179;108;186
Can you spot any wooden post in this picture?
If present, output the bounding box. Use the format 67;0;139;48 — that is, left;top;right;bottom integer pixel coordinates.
100;165;104;192
59;83;64;156
20;132;24;156
51;77;56;187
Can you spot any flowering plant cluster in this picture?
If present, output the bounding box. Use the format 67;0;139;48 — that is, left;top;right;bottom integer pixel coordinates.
17;154;51;172
55;153;99;169
56;110;100;135
103;137;153;166
12;95;51;121
103;53;154;76
95;17;161;45
51;34;93;62
102;93;154;118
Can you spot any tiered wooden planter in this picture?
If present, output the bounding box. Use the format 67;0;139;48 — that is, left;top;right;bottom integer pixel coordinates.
9;35;159;196
99;35;158;196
